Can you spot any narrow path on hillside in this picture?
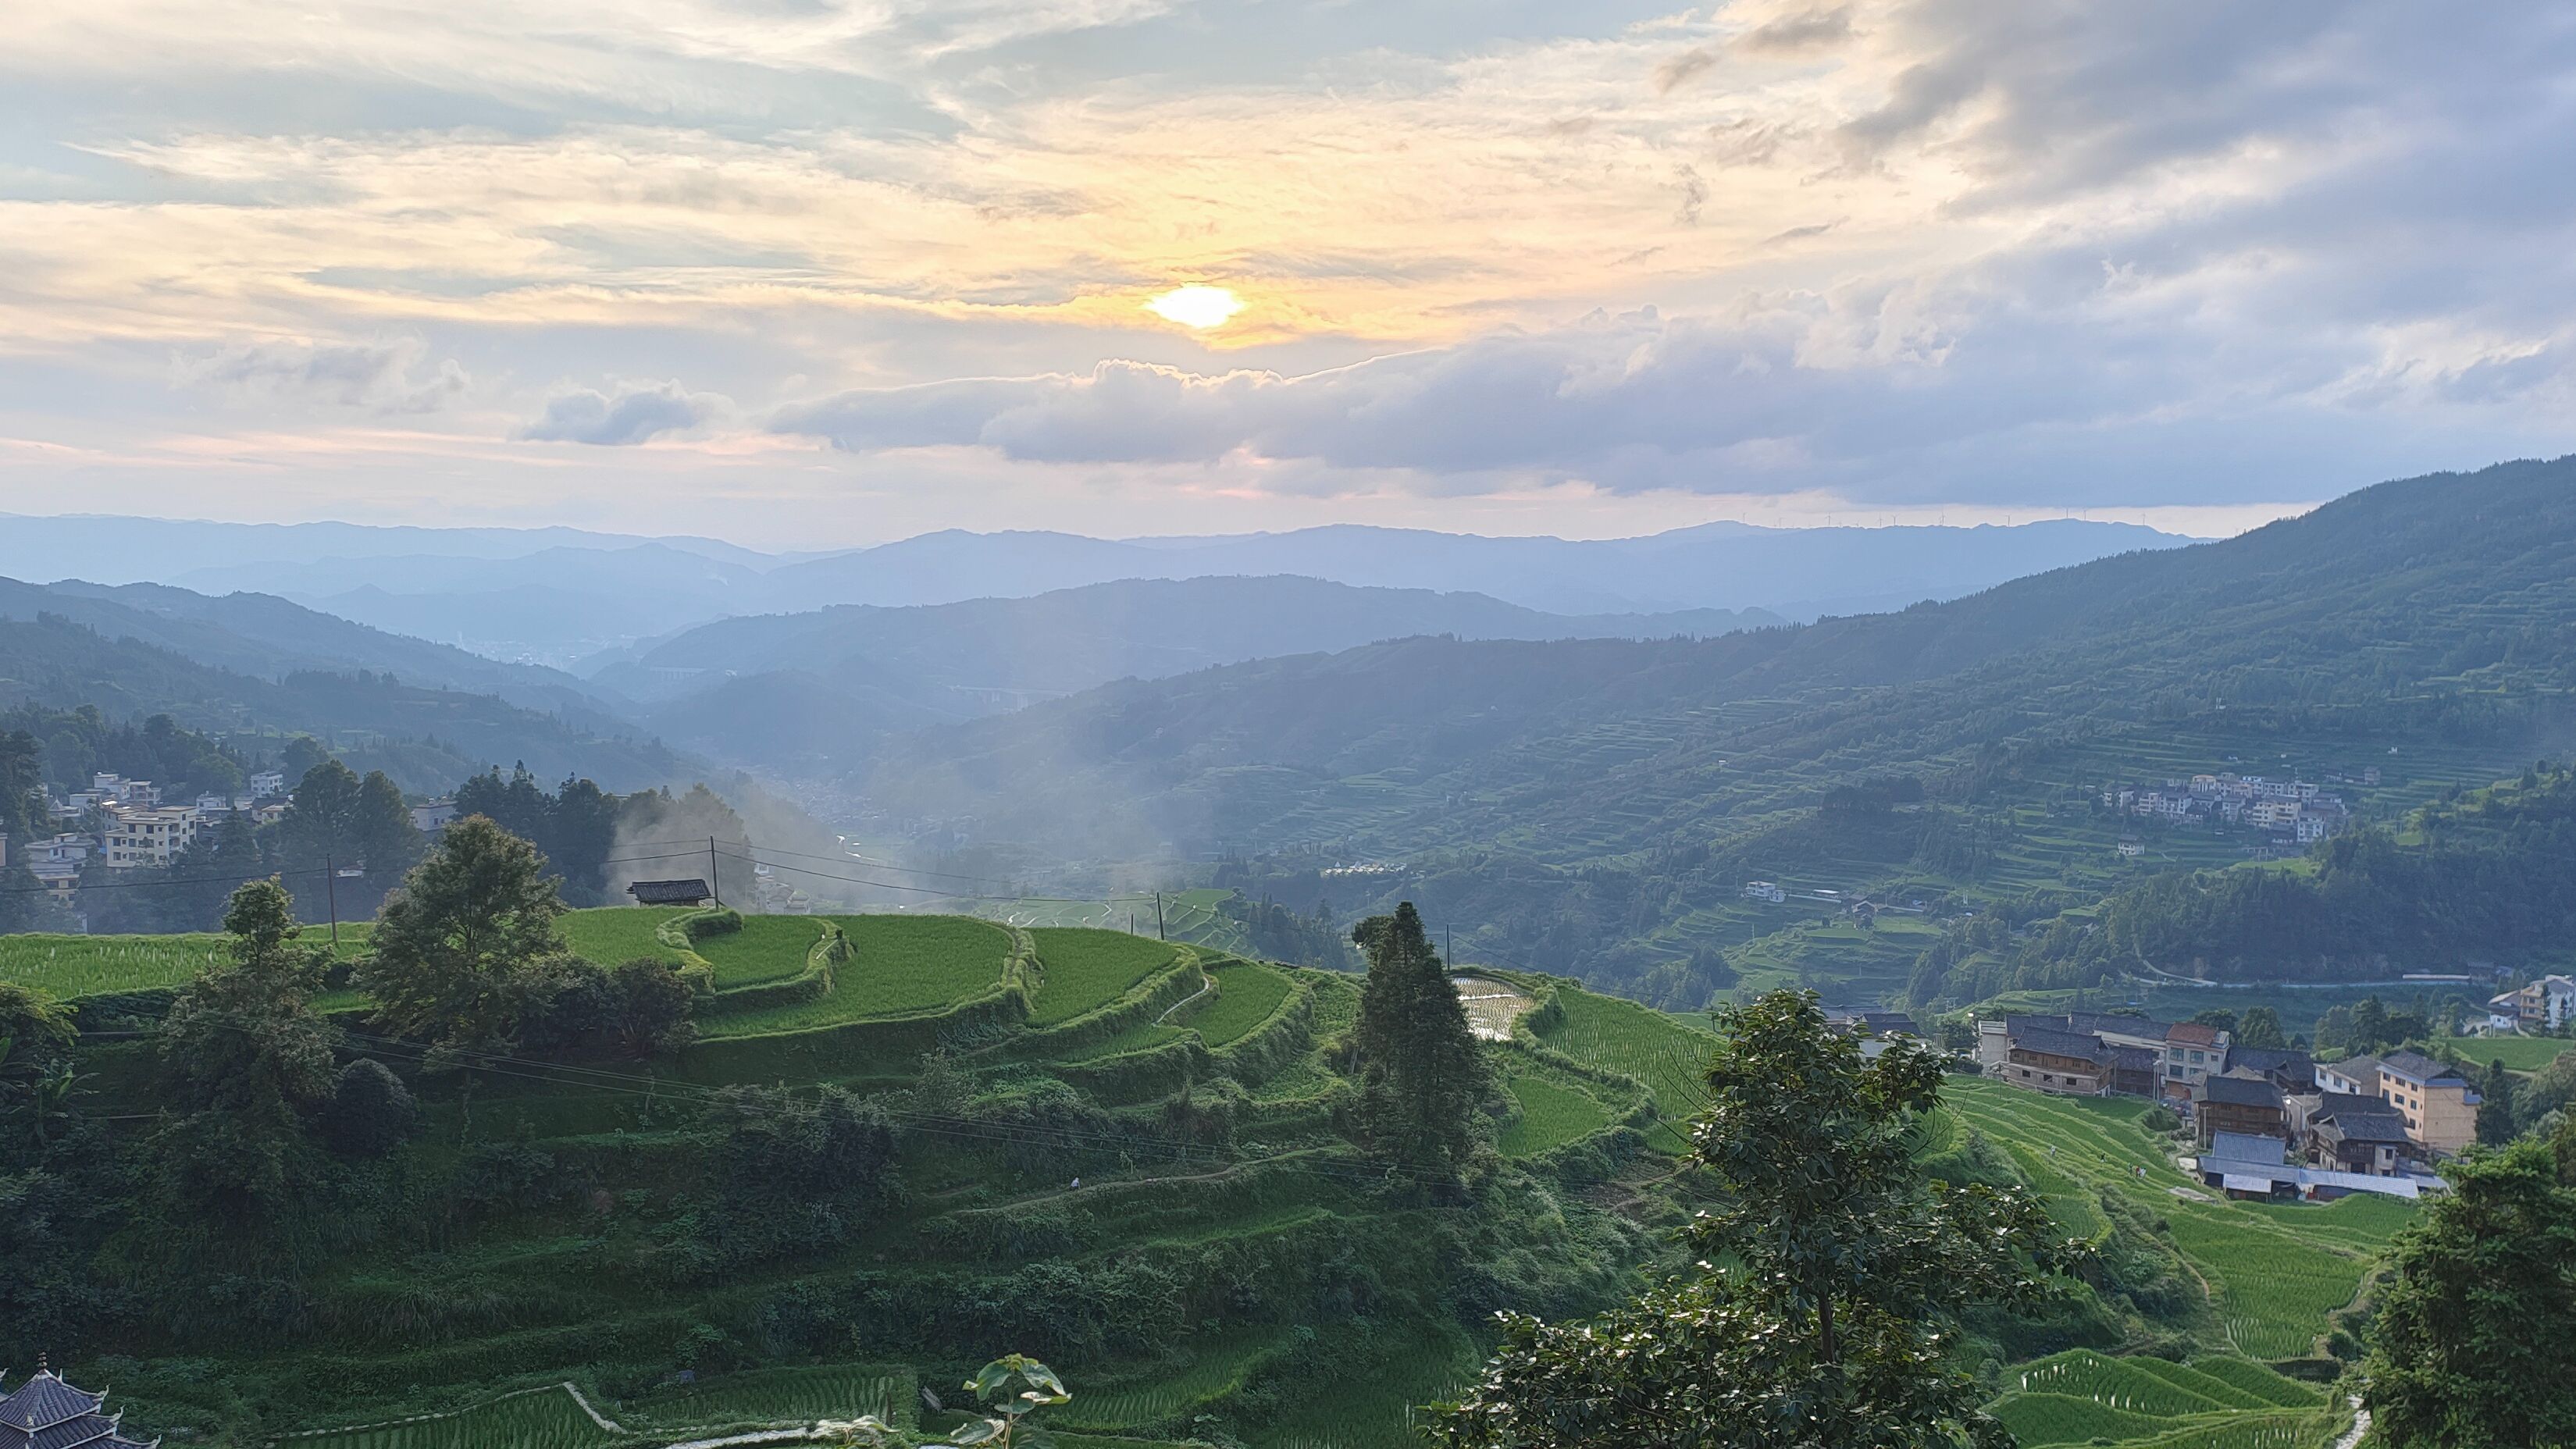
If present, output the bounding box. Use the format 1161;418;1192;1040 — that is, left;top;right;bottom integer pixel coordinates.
2332;1397;2370;1449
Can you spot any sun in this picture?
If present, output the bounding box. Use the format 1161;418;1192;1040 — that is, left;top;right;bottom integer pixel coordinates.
1145;284;1244;329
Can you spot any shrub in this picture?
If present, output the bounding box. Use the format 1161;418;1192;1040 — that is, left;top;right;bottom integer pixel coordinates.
324;1058;416;1158
2140;1105;2182;1134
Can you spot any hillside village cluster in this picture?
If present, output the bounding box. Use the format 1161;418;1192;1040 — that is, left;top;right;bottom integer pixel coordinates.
0;769;460;906
1958;992;2565;1202
2101;770;2361;847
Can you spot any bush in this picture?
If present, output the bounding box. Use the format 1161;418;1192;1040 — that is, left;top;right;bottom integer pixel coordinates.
2140;1105;2182;1134
324;1058;416;1158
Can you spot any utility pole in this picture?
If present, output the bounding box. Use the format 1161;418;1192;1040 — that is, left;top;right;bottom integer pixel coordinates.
709;836;722;908
1446;923;1453;965
1155;892;1166;941
324;853;340;951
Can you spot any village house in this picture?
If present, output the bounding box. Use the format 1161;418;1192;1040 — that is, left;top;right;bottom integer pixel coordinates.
2222;1044;2317;1094
2495;974;2574;1032
2199;1130;2297;1199
2303;1094;2416;1176
1982;1011;2232;1100
2314;1052;2480;1158
2375;1051;2481;1156
2192;1072;2288;1145
2001;1025;2111;1095
100;804;201;869
409;798;459;834
1740;880;1786;903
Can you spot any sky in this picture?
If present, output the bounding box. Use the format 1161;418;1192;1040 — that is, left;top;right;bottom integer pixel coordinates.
3;1;2573;547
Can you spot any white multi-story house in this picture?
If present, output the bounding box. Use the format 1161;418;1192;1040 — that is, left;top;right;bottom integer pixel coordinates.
250;771;287;798
102;806;201;869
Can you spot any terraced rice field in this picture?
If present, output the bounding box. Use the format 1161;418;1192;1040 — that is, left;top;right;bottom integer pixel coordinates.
696;915;1012;1034
1994;1351;2330;1448
1531;987;1715;1151
1057;1333;1280;1434
690;914;828;987
555;907;693;970
1947;1080;2410;1359
1188;961;1295;1047
1497;1073;1615;1158
0;926;369;999
1451;975;1531;1040
287;1385;617;1449
626;1363;912;1432
1028;928;1183;1026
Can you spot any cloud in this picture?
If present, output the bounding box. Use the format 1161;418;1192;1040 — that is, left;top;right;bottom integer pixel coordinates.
521;380;729;445
186;336;469;413
1651;48;1718;94
1737;7;1853;53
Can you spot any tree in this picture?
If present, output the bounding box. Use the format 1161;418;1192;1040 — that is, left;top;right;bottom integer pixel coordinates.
2190;1008;2238;1034
2350;995;2392;1054
160;878;338;1119
2475;1058;2520;1148
277;760;420;915
2236;1006;2286;1048
1430;990;2077;1449
0;982;77;1150
152;878;342;1223
358;815;571;1054
2363;1116;2576;1447
1352;902;1489;1173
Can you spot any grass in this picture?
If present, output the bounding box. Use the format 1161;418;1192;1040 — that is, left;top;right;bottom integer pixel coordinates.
2457;1035;2572;1073
0;925;369;999
1497;1073;1615;1159
692;914;828;988
1529;986;1714;1151
555;907;693;970
287;1384;618;1449
1188;961;1295;1047
695;915;1012;1035
1028;928;1183;1026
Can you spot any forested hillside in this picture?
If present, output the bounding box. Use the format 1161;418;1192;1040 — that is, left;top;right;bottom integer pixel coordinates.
860;457;2576;1000
0;610;682;792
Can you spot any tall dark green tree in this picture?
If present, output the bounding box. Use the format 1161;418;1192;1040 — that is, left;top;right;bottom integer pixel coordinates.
357;815;571;1055
154;878;341;1220
277;759;420;915
1352;901;1488;1173
1431;991;2076;1449
2474;1058;2519;1148
2364;1116;2576;1447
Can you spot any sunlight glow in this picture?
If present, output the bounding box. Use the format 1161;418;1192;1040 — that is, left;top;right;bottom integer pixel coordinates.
1145;284;1245;329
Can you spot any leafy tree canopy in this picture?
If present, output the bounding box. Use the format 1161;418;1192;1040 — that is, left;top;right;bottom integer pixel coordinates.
1431;990;2078;1449
357;815;570;1054
2364;1116;2576;1447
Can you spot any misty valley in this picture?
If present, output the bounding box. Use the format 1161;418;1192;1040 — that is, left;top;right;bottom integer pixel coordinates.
2;460;2574;1447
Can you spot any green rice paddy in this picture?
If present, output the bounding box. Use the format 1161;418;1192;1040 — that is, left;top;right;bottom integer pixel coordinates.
554;908;693;970
1028;927;1183;1025
1528;985;1714;1150
0;925;370;999
1188;960;1295;1046
690;913;828;987
694;914;1012;1034
1496;1073;1615;1159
